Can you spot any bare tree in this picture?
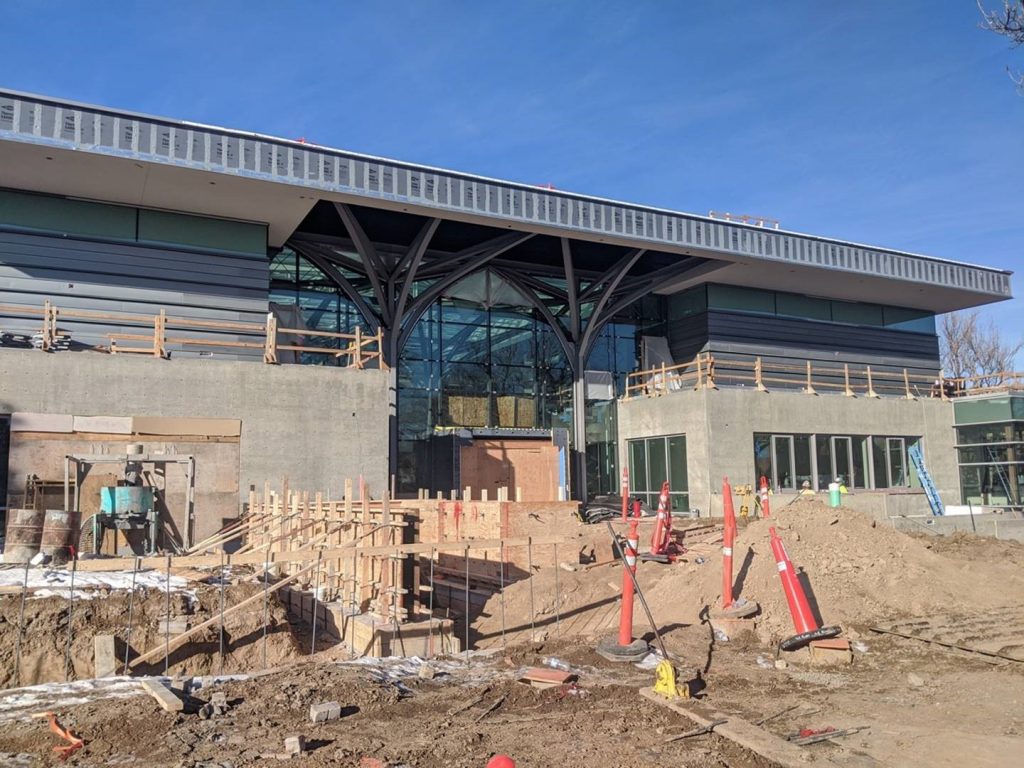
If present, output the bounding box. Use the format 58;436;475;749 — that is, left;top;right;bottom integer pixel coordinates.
940;309;1023;386
979;1;1024;90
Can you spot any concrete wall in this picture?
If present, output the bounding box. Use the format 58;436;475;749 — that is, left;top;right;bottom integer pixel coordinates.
618;387;957;517
0;349;389;520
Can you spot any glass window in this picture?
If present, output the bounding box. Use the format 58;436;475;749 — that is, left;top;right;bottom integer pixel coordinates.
871;437;889;488
776;293;831;321
0;188;137;240
814;436;833;490
648;438;668;491
772;435;795;490
668;435;687;495
629;440;648;495
831;300;884;326
852;437;869;489
138;208;266;255
627;435;688;510
668;286;708;319
887;437;907;487
794;435;813;488
441;323;489;363
708;284;775;314
753;433;772;485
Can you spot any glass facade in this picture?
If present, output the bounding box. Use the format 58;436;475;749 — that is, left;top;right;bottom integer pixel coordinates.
954;396;1023;508
627;434;689;510
753;432;919;491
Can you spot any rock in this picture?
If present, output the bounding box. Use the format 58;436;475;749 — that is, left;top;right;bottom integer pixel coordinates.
907;673;925;687
774;659;788;669
418;665;437;680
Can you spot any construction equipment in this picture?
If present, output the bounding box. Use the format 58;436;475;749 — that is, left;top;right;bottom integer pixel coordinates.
908;443;944;516
652;658;690;701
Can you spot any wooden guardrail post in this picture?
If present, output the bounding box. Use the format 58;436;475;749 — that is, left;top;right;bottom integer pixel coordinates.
865;366;879;398
903;368;916;400
802;360;817;395
706;354;718;390
263;313;278;364
41;299;55;351
153;309;167;358
843;363;855;397
939;370;949;401
755;356;767;392
693;357;702;391
353;326;363;369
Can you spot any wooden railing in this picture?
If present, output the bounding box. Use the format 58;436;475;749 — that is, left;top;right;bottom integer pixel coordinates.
0;299;386;369
623;354;1022;401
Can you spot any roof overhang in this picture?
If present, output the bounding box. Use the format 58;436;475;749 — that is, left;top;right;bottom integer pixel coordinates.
0;88;1013;314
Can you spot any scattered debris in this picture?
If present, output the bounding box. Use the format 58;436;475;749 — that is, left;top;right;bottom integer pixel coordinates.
140;678;184;713
284;735;306;757
31;711;84;760
310;700;342;723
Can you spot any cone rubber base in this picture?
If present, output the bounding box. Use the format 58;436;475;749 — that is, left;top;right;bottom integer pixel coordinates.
711;601;759;619
779;625;842;652
638;553;671;564
596;637;650;662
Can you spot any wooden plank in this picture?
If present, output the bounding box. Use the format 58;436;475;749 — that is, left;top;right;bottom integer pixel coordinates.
639;687;843;768
139;678;184;712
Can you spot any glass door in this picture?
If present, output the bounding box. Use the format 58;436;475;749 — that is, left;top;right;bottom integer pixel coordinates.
831;436;853;488
771;435;795;490
887;437;907;486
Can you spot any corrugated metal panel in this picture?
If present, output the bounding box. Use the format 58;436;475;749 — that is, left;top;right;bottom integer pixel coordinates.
0;89;1012;300
0;230;268;359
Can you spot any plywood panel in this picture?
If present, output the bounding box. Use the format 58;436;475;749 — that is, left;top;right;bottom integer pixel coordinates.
459;439;558;502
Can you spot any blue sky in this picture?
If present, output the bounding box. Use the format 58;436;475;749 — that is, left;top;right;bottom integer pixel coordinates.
2;0;1021;359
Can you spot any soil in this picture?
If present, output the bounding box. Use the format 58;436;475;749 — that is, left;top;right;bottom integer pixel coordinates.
1;502;1023;767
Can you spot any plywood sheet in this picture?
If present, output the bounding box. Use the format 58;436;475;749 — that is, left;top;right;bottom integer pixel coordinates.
11;412;73;433
131;416;241;437
73;415;133;434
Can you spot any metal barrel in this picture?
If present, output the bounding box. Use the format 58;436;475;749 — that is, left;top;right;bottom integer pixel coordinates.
4;508;45;564
40;508;82;561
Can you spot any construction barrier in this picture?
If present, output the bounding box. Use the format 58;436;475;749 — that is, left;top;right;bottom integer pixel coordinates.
649;481;672;556
617;517;640;647
768;526;840;650
721;477;736;610
759;476;771;519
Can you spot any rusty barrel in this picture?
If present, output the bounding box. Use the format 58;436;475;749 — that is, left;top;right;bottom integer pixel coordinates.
40;508;81;563
4;508;45;564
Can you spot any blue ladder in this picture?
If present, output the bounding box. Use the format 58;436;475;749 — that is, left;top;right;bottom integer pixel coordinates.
908;443;944;516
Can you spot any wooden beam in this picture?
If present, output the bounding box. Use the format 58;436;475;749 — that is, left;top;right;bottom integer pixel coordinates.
139;678;184;712
73;534;569;572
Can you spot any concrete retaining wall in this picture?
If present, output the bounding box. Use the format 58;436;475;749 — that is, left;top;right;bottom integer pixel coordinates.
618;387;957;518
0;349;389;516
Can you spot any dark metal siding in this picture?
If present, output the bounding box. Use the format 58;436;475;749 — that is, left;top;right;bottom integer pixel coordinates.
668;309;940;373
0;230;269;359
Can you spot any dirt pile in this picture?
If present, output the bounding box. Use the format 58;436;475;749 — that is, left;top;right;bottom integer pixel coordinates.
475;503;1024;646
0;581;301;686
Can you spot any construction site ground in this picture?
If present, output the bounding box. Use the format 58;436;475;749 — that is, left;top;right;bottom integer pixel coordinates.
1;501;1023;767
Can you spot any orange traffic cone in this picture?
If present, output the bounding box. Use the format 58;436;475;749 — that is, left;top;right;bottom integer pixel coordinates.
768;527;840;650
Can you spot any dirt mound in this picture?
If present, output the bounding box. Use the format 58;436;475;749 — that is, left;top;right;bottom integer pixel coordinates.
476;503;1024;647
0;581;301;686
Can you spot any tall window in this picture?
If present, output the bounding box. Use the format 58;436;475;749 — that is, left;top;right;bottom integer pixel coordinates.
627;435;689;511
753;433;918;491
955;420;1023;508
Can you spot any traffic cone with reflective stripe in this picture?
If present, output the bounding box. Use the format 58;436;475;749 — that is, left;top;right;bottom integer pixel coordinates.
759;476;771;518
649;481;671;556
712;478;758;620
597;516;650;662
768;526;840;651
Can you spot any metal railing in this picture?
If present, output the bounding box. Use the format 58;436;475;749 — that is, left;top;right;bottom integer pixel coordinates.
0;299;386;369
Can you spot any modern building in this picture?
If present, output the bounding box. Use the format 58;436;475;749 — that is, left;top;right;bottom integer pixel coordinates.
0;88;1015;533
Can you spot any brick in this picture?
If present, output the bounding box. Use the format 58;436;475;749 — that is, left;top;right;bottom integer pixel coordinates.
284;735;306;756
309;701;341;723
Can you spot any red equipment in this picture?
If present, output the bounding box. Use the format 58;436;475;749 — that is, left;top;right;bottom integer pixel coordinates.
486;756;516;768
768;526;840;650
649;481;672;556
759;476;771;518
721;477;736;610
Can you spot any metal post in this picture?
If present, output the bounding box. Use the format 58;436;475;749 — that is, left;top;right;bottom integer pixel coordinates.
262;549;270;670
499;542;507;653
163;555;171;676
218;550;226;674
428;547;436;658
13;559;30;687
64;554;78;682
464;547;470;664
528;538;536;642
311;550;322;656
553;543;561;633
123;556;140;674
